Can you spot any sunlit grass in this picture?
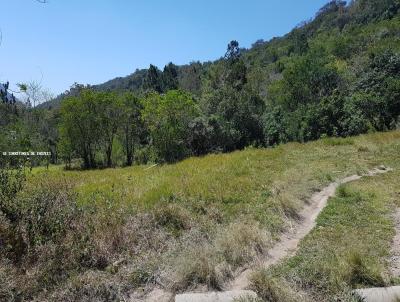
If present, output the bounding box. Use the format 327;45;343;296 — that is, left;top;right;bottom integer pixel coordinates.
21;130;400;296
31;131;400;228
251;152;400;302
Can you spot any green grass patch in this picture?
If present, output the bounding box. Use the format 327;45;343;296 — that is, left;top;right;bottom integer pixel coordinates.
255;169;400;301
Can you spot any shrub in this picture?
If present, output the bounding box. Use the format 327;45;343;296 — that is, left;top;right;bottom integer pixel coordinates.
0;163;26;223
18;181;80;248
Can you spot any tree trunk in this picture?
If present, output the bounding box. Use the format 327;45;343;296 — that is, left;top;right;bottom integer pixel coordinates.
106;144;113;168
87;144;96;169
83;152;90;169
125;128;133;166
126;147;133;166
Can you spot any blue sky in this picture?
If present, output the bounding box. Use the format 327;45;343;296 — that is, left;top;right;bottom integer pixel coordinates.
1;0;329;95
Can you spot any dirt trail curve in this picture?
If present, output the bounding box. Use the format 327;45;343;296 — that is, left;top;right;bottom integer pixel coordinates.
134;166;392;302
230;166;392;291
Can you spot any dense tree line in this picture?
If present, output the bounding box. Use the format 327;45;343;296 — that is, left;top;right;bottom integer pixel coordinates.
2;0;400;168
56;40;267;167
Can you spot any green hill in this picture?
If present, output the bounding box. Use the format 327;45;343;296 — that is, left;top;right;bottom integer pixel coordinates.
16;0;399;170
78;1;400;98
40;0;400;115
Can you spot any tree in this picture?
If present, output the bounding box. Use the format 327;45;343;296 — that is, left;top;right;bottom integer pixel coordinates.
224;41;247;90
144;64;163;93
59;89;102;169
141;90;199;163
263;106;289;146
351;50;400;131
187;116;215;156
277;52;341;111
162;62;179;91
98;92;124;167
16;81;53;108
120;92;143;166
59;89;128;168
224;40;241;61
349;0;400;23
179;61;204;96
200;40;263;151
289;29;309;55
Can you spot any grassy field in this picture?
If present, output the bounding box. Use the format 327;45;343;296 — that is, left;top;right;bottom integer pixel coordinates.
31;131;400;228
3;131;400;301
250;154;400;301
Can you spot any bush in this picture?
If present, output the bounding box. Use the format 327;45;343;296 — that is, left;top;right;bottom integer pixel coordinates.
2;180;86;261
0;163;26;223
134;145;158;164
263;107;289;146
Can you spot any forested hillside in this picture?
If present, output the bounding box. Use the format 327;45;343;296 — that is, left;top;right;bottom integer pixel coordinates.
1;0;400;168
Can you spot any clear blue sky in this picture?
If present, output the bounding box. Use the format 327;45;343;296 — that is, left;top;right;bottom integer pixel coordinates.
1;0;329;95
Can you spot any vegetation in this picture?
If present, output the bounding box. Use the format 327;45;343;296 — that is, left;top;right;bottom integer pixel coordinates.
1;0;399;168
251;167;400;301
1;1;400;301
1;131;399;301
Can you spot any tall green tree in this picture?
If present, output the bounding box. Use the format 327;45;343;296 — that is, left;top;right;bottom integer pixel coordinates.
144;64;163;93
120;92;143;166
162;62;179;91
59;89;101;169
98;92;124;167
142;90;199;163
200;41;264;151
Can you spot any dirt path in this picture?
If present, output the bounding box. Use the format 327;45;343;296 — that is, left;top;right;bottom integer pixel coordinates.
389;209;400;278
230;166;392;290
135;166;391;301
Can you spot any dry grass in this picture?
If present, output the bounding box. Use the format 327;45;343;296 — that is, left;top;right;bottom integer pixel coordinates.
1;130;400;300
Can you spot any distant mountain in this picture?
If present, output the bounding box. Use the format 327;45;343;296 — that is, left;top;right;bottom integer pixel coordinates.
39;0;400;111
38;62;209;109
